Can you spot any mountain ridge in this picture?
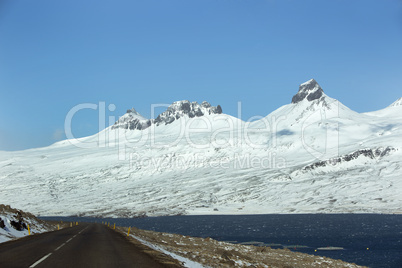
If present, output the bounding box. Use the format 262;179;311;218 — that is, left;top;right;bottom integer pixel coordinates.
111;100;222;131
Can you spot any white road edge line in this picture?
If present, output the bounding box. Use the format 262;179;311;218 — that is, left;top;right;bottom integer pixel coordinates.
29;253;52;268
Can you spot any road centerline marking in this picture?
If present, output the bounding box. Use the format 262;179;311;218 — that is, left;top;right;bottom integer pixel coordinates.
78;226;89;234
55;243;66;251
29;253;52;268
29;225;90;267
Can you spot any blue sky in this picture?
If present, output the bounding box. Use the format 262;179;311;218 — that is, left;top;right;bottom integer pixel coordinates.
0;0;401;151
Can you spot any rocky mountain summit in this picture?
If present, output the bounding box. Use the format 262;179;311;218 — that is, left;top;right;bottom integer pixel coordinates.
111;100;222;131
291;79;324;104
111;108;152;131
154;101;222;126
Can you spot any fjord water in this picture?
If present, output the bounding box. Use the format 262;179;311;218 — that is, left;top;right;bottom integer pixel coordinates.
41;214;402;268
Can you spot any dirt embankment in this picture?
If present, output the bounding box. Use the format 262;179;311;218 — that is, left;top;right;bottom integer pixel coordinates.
116;226;366;268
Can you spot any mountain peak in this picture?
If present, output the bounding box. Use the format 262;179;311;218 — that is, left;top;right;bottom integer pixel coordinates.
291;79;324;104
126;107;142;116
111;108;150;130
154;100;222;126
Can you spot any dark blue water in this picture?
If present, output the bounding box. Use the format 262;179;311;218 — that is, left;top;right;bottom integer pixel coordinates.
41;214;402;268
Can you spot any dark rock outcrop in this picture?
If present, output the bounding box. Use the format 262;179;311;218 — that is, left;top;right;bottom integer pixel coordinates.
292;79;324;104
10;220;27;231
10;211;28;231
303;147;395;171
154;101;222;126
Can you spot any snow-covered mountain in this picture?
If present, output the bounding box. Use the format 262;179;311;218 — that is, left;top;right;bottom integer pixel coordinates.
1;79;401;217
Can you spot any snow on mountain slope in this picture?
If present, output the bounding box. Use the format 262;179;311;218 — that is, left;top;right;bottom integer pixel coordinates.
363;97;402;119
0;79;401;217
389;97;402;107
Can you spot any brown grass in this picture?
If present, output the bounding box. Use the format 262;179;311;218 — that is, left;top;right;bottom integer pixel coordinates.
117;226;366;268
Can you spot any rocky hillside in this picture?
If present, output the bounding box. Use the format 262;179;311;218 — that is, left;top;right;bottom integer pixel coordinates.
0;204;57;243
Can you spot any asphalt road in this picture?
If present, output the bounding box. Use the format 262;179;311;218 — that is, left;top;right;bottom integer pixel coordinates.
0;223;170;268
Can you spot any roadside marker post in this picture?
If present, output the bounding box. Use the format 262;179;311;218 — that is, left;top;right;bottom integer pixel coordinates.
27;224;31;235
113;223;115;229
127;227;131;236
57;224;59;230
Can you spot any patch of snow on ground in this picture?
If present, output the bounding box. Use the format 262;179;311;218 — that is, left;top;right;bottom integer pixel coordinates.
129;234;205;268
